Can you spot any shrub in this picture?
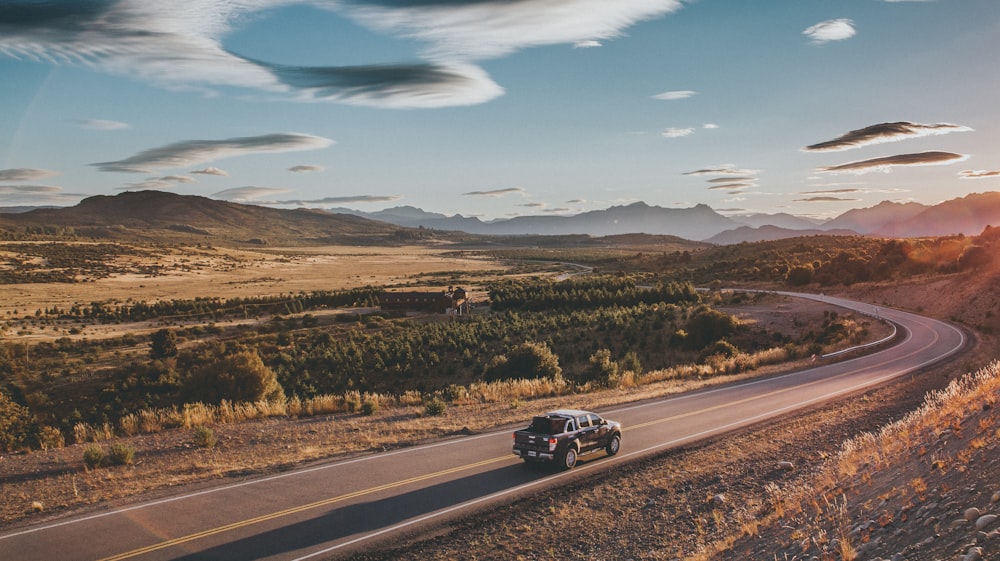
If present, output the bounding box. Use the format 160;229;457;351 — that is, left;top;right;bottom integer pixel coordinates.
360;397;379;416
0;392;36;452
37;426;65;450
83;445;104;469
483;341;562;382
183;350;285;405
192;425;217;448
107;443;136;466
424;399;447;416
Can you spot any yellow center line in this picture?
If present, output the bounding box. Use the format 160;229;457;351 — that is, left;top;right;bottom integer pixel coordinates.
98;455;511;561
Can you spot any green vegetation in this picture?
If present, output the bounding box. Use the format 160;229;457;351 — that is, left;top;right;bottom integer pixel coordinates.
1;282;861;452
2;232;910;452
192;425;216;448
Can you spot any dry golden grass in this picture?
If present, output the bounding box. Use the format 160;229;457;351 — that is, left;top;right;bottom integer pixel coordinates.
0;243;505;341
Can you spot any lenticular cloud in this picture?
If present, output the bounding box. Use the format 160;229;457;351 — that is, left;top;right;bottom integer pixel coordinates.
0;0;686;109
818;151;969;175
805;122;974;152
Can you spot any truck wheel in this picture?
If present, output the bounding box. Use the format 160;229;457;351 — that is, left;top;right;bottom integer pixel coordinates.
605;434;621;456
562;447;578;469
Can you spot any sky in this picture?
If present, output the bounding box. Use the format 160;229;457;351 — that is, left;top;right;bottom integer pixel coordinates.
1;0;999;221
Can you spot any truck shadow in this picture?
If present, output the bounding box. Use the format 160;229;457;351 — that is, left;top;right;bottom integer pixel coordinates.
167;461;559;560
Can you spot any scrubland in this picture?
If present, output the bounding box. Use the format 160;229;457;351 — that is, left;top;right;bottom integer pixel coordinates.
2;234;999;561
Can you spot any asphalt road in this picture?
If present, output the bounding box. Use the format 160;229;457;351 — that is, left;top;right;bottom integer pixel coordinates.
0;293;967;561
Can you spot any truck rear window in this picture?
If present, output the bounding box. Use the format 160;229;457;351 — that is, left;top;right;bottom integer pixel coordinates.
529;417;567;434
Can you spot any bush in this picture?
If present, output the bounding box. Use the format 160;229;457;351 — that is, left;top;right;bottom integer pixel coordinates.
360;397;379;416
424;399;447;416
107;443;136;466
192;425;217;448
0;392;37;452
183;350;285;405
483;341;562;382
83;445;104;469
37;426;65;450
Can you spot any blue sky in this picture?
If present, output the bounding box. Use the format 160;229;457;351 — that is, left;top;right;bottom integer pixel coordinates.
1;0;999;220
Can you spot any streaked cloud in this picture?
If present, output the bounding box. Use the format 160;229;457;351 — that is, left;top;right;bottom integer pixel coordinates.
959;169;1000;179
77;119;130;130
289;165;324;173
794;196;861;202
281;195;402;205
703;123;719;129
574;40;602;49
684;165;761;177
0;186;84;206
652;90;696;101
707;176;754;184
213;187;293;201
804;121;973;152
463;187;525;197
0;168;60;182
708;182;755;190
93;133;333;173
662;127;695;138
0;184;62;194
799;188;863;195
0;1;685;109
803;19;856;45
818;151;969;174
191;167;229;176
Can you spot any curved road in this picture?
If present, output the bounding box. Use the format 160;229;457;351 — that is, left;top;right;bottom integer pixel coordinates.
0;293;966;561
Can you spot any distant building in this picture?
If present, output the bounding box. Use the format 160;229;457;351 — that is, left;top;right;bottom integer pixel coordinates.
380;286;469;314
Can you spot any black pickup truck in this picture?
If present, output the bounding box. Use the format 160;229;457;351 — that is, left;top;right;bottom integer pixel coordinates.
512;409;622;469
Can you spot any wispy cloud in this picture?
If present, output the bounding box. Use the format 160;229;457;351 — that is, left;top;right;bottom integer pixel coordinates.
93;133;333;173
818;151;969;174
289;165;324;173
463;187;525;197
280;195;402;205
652;90;696;101
191;167;229;176
0;168;60;182
959;169;1000;179
213;187;293;201
794;196;861;202
77;119;130;130
662;127;695;138
684;165;761;177
804;121;973;152
799;188;863;195
574;40;602;48
707;176;754;184
707;182;755;190
0;1;685;109
702;123;719;129
803;19;856;45
0;185;62;194
0;185;84;206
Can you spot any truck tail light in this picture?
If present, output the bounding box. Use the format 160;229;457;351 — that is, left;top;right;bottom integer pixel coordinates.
548;437;557;452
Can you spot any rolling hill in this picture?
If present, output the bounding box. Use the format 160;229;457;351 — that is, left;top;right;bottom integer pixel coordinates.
0;190;421;246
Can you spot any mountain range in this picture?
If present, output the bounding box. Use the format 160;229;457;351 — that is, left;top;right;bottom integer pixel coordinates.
331;191;1000;242
2;190;999;245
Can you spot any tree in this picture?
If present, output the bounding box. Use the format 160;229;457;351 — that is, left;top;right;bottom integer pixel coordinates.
483;341;562;382
183;351;285;404
785;264;814;286
150;329;178;359
684;306;738;350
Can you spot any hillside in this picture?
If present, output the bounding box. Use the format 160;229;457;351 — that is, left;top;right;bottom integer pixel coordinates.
0;190;421;246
